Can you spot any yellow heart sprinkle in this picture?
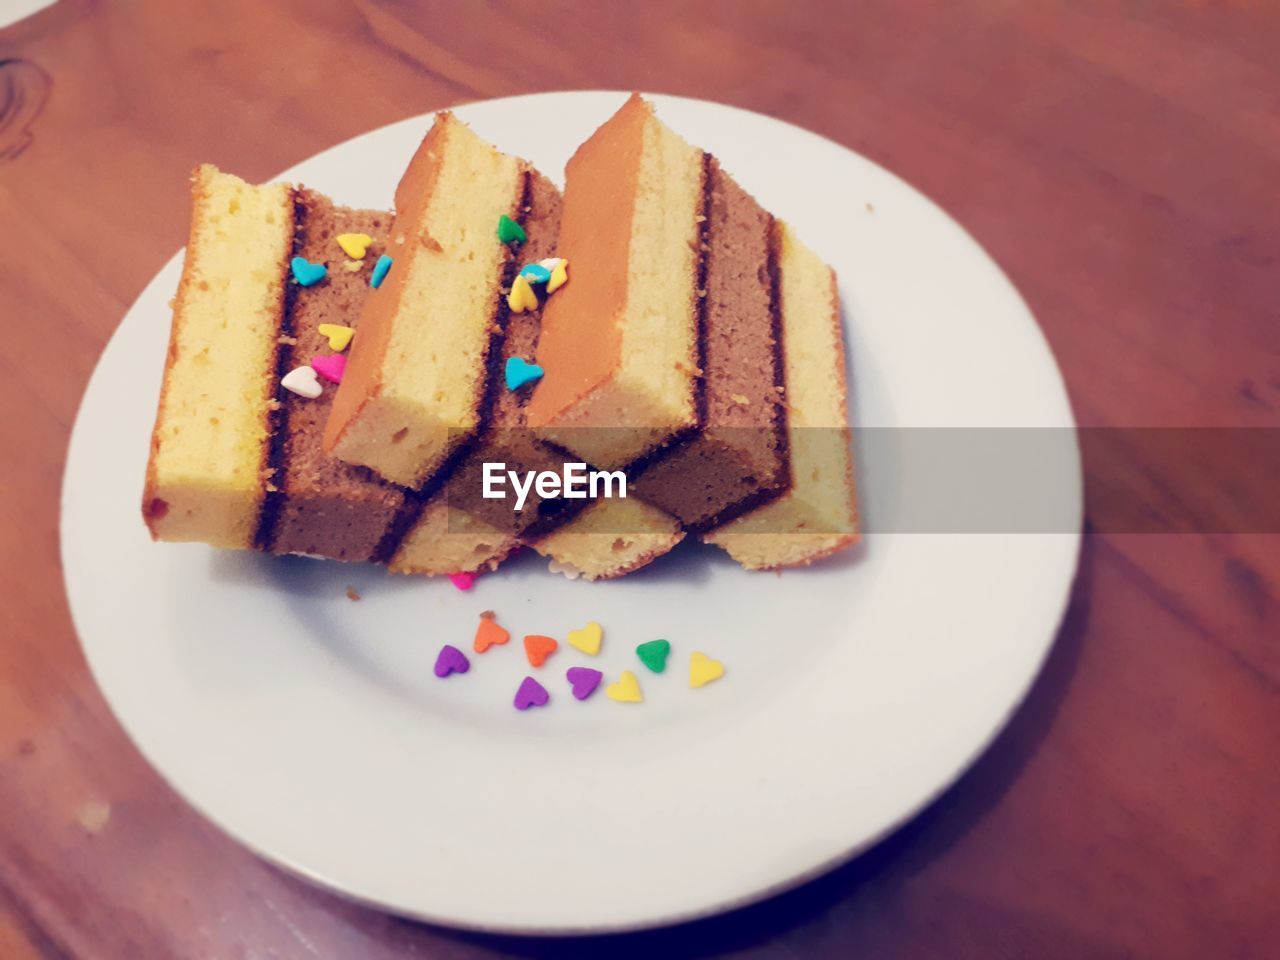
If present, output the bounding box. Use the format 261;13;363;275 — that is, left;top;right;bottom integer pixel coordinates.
507;273;539;314
689;652;725;688
566;621;602;656
336;233;373;260
317;323;355;352
546;258;569;294
606;670;643;703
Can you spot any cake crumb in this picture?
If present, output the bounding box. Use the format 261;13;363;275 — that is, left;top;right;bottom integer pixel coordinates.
77;799;112;835
345;586;361;602
730;393;750;406
342;260;364;273
17;739;35;757
277;334;298;345
865;202;875;213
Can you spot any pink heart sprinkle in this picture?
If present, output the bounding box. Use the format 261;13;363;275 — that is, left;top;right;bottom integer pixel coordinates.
565;666;603;701
311;353;347;384
448;572;476;591
514;676;550;710
434;644;470;678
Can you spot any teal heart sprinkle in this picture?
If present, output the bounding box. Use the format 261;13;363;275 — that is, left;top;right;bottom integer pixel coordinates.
497;214;526;244
505;356;544;391
519;263;551;284
635;639;671;674
370;254;393;289
291;256;327;287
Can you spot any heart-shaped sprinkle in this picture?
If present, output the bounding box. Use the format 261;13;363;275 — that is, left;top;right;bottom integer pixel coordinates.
519;262;552;284
514;675;550;710
473;610;510;653
310;353;346;384
689;651;725;688
497;214;526;244
291;256;327;287
317;323;355;352
433;644;470;678
505;356;544;390
606;670;643;703
546;258;569;294
370;254;393;288
506;274;538;314
566;621;602;656
447;572;476;591
566;666;603;701
538;257;562;271
524;634;558;668
280;365;322;399
335;232;373;260
635;639;670;674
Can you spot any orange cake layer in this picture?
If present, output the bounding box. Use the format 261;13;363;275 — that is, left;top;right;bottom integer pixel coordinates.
704;223;860;568
324;113;530;489
525;94;707;471
143;165;294;549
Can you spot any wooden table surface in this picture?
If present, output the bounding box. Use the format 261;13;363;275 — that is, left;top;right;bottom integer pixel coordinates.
3;1;1278;957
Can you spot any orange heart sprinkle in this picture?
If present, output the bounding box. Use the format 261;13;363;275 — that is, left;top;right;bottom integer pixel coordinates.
523;634;559;668
473;610;510;654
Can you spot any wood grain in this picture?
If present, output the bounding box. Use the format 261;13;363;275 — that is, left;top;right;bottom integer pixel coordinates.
2;1;1278;956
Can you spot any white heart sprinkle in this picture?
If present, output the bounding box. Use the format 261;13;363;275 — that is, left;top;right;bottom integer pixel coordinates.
281;365;322;399
538;257;563;271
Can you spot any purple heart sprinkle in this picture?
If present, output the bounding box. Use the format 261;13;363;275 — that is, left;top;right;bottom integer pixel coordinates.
514;676;550;711
434;644;470;678
566;666;603;701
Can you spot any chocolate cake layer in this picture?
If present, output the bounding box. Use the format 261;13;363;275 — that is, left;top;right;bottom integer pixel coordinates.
630;160;789;531
262;191;407;561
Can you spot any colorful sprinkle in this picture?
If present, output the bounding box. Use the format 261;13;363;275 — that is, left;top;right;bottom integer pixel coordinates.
566;666;603;701
524;634;558;668
689;651;725;688
497;214;526;244
519;262;552;284
310;353;346;384
447;572;476;591
505;356;544;390
434;644;470;678
280;365;322;399
291;257;327;287
506;273;538;314
635;639;670;674
370;254;393;288
606;670;643;703
514;676;550;710
317;323;355;352
566;621;603;656
335;233;373;260
473;610;510;654
547;258;569;294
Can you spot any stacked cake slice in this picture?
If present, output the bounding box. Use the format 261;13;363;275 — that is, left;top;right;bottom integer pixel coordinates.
143;96;860;579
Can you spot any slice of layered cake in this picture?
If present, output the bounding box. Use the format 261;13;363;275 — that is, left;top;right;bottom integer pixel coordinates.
143;166;295;549
703;223;860;567
324;113;533;490
525;94;707;471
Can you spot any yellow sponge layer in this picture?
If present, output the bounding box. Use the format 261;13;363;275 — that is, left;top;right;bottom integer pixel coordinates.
388;499;517;576
142;165;293;548
326;115;525;488
704;223;859;568
528;498;684;581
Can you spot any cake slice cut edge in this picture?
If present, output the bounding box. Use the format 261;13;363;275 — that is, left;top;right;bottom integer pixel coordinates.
527;497;685;582
525;93;707;471
142;164;295;549
323;112;531;490
703;222;860;569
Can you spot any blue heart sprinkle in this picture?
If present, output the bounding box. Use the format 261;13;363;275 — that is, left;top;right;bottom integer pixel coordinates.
505;356;544;391
519;263;551;284
371;254;393;289
291;256;327;287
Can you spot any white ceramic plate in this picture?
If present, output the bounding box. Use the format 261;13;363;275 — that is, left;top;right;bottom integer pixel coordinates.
61;92;1081;934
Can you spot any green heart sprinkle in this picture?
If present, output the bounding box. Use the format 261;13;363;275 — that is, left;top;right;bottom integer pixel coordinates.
635;639;671;674
497;214;526;244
